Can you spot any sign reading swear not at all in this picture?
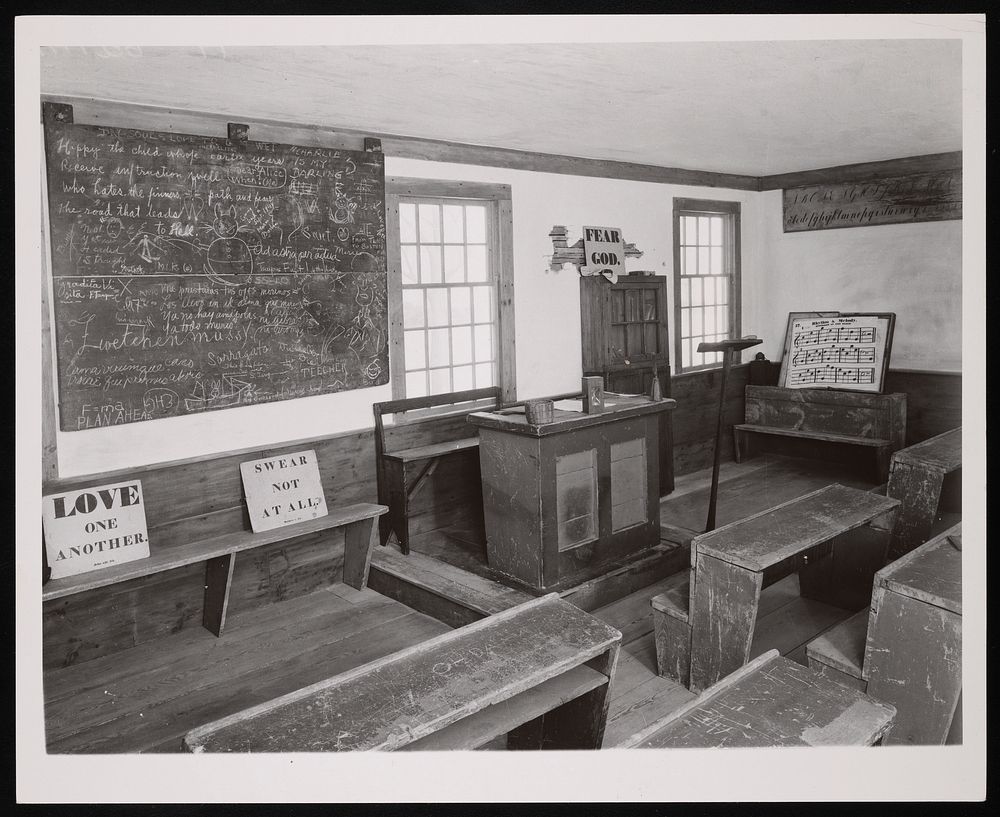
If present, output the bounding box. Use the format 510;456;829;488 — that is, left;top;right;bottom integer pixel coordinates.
240;449;329;533
581;225;626;283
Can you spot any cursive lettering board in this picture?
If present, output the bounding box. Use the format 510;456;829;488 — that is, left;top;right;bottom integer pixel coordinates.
42;480;150;580
43;107;388;431
240;449;328;532
782;168;961;232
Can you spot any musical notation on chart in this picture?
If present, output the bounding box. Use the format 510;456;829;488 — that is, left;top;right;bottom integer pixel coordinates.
791;346;876;366
793;326;876;347
789;366;876;386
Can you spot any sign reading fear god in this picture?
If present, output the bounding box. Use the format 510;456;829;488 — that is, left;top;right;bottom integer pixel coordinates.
240;449;329;532
581;225;626;283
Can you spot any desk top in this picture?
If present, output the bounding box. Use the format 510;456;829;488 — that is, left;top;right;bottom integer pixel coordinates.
183;593;621;752
878;522;962;614
468;393;675;437
625;650;895;748
892;426;962;471
694;484;899;572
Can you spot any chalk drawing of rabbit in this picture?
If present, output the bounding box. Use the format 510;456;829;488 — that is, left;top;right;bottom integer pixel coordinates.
206;204;254;283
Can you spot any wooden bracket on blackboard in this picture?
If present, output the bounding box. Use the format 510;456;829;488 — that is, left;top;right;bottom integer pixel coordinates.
228;123;250;144
42;101;74;125
364;138;383;153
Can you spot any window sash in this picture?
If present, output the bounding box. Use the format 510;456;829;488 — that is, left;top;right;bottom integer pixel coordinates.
672;199;741;373
385;179;516;407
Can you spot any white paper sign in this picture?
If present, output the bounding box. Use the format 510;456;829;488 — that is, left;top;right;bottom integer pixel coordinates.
240;449;328;533
42;480;150;580
581;225;626;283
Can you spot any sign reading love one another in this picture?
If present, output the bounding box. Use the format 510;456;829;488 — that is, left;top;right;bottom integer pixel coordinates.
42;480;151;580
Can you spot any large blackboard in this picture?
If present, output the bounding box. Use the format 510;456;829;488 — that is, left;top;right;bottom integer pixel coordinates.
43;105;388;431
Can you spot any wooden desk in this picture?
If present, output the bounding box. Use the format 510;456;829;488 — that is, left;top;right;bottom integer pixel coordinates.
688;484;899;692
887;427;961;558
622;649;896;748
183;594;622;752
468;394;676;591
863;524;962;745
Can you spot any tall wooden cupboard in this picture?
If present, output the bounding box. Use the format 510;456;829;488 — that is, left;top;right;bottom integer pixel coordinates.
581;274;674;495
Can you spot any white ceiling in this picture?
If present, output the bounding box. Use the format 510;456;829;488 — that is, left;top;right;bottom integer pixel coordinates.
39;40;963;177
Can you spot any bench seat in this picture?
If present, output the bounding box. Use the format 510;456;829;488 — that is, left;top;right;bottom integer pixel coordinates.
805;607;869;692
43;503;387;637
374;386;501;554
650;571;691;686
734;423;892;448
383;436;480;463
182;593;622;753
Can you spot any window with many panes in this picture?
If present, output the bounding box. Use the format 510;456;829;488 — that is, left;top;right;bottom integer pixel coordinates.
385;179;515;403
672;198;741;372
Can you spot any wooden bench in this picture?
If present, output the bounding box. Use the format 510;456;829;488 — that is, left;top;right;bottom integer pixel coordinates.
620;649;896;748
373;386;501;554
808;523;961;745
886;426;961;558
42;503;386;637
805;607;869;692
734;385;906;483
182;593;621;752
651;484;899;692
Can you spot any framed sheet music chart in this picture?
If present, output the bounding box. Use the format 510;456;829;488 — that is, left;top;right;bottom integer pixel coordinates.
778;312;895;393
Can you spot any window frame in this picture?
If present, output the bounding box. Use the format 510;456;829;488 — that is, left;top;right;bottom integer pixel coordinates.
672;197;742;374
385;178;516;413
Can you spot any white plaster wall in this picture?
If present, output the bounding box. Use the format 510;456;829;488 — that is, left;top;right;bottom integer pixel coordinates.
52;157;763;477
754;189;963;371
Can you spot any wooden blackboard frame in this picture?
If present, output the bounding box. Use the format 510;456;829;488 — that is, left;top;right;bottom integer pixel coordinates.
41;101;390;432
778;311;896;393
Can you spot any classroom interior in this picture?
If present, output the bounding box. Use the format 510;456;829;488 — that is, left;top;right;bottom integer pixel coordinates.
24;25;982;788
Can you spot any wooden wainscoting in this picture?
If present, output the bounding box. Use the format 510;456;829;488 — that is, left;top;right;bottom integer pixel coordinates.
670;363;752;477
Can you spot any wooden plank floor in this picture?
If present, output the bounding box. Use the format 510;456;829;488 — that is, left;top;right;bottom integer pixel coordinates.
660;454;880;545
43;583;452;754
590;572;856;747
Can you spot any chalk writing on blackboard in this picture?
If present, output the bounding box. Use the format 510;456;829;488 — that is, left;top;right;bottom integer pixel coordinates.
43;110;389;430
783;169;961;233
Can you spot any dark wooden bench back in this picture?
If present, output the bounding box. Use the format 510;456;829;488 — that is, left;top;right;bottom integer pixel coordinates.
745;385;906;448
373;386;501;456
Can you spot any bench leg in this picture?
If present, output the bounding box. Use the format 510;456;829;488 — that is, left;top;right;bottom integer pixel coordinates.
653;608;691;688
343;516;378;589
688;554;762;694
203;553;236;637
865;590;962;745
382;459;411;555
887;461;946;559
733;427;747;463
874;447;893;485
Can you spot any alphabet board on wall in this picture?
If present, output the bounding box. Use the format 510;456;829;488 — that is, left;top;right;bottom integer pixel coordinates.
782;167;961;232
42;102;389;431
778;311;895;393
